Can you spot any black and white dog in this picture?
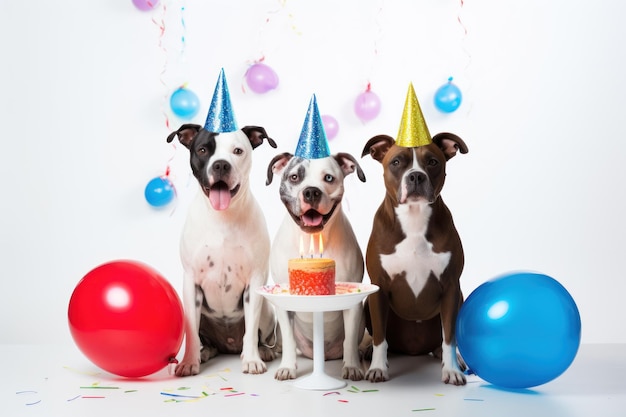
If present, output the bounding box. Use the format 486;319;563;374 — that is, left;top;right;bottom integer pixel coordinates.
166;123;278;377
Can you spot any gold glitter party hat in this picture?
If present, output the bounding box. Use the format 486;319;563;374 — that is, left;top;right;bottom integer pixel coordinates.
395;83;432;148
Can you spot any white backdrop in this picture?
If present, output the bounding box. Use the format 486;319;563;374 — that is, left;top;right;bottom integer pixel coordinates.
1;0;624;344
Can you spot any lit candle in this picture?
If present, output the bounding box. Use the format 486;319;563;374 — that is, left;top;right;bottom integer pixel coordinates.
318;233;324;258
288;233;336;295
309;234;315;259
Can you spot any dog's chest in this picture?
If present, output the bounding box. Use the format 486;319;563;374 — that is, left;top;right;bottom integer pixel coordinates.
380;203;450;297
181;198;262;310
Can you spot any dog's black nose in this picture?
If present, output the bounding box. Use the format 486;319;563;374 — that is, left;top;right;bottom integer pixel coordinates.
407;170;427;185
303;187;322;204
212;160;231;177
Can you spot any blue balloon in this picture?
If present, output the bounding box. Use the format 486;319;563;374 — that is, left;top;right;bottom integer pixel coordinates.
170;87;200;119
144;176;175;207
434;78;462;113
456;272;581;389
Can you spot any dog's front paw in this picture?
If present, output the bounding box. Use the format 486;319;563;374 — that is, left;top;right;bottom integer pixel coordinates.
258;345;276;362
175;360;200;377
365;367;389;383
274;367;296;381
442;367;466;385
342;365;364;381
242;359;267;375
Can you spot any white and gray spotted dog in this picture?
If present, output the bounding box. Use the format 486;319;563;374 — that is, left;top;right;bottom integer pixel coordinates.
266;152;367;381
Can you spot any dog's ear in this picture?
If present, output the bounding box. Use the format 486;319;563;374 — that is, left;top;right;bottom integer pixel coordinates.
241;126;278;150
266;152;293;185
432;132;468;160
361;135;395;163
334;153;366;183
166;124;202;149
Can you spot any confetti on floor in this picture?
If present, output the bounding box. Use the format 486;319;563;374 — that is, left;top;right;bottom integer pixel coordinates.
412;408;436;412
16;390;41;406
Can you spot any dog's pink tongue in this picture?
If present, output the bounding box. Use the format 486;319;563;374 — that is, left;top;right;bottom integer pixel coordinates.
209;183;231;211
302;211;323;226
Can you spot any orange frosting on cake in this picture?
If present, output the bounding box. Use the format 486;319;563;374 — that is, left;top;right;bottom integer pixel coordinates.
288;258;336;295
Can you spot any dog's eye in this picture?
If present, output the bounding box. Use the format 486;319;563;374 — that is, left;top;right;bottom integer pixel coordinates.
427;158;438;167
290;174;299;182
391;158;400;166
233;147;243;155
324;174;334;183
197;147;207;155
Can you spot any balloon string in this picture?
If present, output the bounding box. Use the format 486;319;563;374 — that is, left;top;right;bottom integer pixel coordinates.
366;1;384;86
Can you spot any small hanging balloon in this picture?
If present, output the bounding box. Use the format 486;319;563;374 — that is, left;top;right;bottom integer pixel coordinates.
145;176;175;207
354;85;381;122
245;62;279;94
132;0;160;11
170;86;200;120
321;115;339;140
434;77;462;113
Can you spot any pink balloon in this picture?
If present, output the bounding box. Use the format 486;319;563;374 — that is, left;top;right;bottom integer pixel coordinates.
354;90;381;122
132;0;159;11
245;63;279;94
321;115;339;140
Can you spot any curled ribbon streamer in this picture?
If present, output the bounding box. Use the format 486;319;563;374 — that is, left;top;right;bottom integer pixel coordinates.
180;4;187;57
152;2;171;132
457;0;471;70
457;0;468;36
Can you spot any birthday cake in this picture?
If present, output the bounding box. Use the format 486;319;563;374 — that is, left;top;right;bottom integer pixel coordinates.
288;258;336;295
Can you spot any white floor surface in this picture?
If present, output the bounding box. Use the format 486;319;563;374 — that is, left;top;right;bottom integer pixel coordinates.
1;343;623;416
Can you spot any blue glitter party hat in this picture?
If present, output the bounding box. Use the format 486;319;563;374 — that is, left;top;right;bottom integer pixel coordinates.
294;95;331;159
204;68;238;133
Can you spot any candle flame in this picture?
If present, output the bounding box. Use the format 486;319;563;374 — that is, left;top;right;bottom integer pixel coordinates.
309;234;315;258
299;235;304;258
318;233;324;256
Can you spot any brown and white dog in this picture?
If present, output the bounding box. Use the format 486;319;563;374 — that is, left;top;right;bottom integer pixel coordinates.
266;152;367;381
166;123;278;377
361;132;468;385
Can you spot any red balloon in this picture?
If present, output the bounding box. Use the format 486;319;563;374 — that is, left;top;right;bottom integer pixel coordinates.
68;260;184;377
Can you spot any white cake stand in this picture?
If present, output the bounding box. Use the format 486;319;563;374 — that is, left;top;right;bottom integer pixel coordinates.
257;282;379;390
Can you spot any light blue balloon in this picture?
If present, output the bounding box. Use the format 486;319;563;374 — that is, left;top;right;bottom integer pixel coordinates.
434;78;462;113
170;87;200;120
456;272;581;389
144;177;175;207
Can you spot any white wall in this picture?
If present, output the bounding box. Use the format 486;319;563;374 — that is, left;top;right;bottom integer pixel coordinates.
1;0;624;344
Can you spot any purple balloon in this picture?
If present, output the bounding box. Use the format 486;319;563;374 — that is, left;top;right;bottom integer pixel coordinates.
321;115;339;140
354;90;381;122
132;0;159;11
245;63;279;94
